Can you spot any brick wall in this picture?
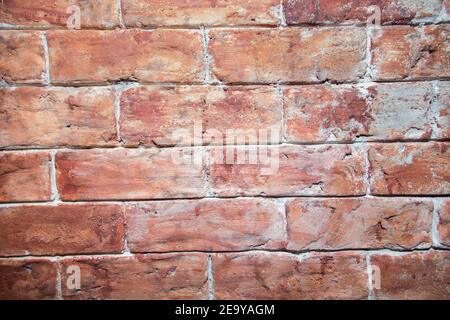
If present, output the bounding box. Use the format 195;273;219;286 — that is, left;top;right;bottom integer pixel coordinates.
0;0;449;300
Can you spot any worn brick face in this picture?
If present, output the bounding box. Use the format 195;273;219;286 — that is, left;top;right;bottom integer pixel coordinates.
210;145;366;197
0;87;117;148
47;30;204;84
284;82;445;143
370;251;450;300
369;143;450;195
126;199;285;252
209;27;367;83
120;86;281;146
122;0;280;27
283;0;442;25
286;198;433;251
0;204;125;256
60;254;208;300
213;252;368;299
372;25;450;80
56;148;206;201
0;152;51;203
438;200;450;247
0;259;57;300
0;31;46;84
0;0;119;29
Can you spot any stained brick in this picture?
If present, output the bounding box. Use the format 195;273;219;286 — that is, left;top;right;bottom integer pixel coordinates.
0;87;117;148
47;30;204;84
209;145;366;197
283;0;442;25
0;0;119;29
122;0;280;27
438;200;450;247
213;252;368;299
0;204;125;256
369;143;450;195
56;148;206;201
60;254;208;299
286;198;433;250
0;31;46;84
370;251;450;300
0;259;57;300
120;86;281;147
126;198;285;252
371;25;450;80
0;152;51;203
209;27;367;83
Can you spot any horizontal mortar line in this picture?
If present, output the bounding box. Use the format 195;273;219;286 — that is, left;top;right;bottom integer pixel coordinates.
0;20;448;32
1;195;449;207
0;247;449;261
1;78;450;89
1;139;450;152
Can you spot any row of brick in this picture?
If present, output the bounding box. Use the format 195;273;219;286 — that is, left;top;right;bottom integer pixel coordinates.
1;250;448;300
1;0;448;29
1;82;449;148
0;198;448;256
1;142;449;202
1;24;449;84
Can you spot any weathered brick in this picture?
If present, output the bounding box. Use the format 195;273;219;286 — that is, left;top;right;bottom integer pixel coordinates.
209;145;366;197
0;152;51;203
432;81;450;140
0;259;57;300
56;148;206;200
372;25;450;80
0;204;125;256
47;30;204;84
284;82;443;143
286;198;433;251
60;254;208;299
0;87;117;148
213;252;368;299
120;86;281;147
122;0;280;27
438;200;450;247
126;198;285;252
0;0;119;29
370;251;450;300
0;31;45;84
369;143;450;195
209;27;367;83
283;0;442;25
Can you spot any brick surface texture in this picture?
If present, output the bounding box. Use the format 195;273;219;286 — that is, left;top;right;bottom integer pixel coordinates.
0;0;449;301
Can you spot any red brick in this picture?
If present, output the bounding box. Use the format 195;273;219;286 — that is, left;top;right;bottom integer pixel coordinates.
60;254;208;299
432;81;450;139
122;0;280;27
56;148;206;201
0;204;125;256
126;198;285;252
372;25;450;80
286;198;432;251
370;251;450;300
0;0;119;29
0;152;51;203
0;31;45;84
120;86;281;147
283;0;441;25
0;259;57;300
284;82;441;143
213;252;368;299
209;145;366;197
209;27;367;83
369;143;450;195
438;200;450;247
47;30;204;84
0;87;117;148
